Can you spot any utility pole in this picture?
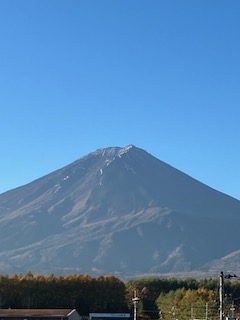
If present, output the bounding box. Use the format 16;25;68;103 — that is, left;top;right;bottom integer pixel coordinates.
219;271;225;320
132;289;140;320
219;272;239;320
230;299;235;318
171;306;176;320
191;303;194;320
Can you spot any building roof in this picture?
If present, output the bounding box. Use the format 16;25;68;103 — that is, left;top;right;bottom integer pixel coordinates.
0;309;74;317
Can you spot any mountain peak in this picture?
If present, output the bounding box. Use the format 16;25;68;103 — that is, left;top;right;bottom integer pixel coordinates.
79;144;137;165
0;145;240;276
94;144;136;155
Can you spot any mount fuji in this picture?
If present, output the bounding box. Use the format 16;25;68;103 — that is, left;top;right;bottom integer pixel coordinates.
0;145;239;277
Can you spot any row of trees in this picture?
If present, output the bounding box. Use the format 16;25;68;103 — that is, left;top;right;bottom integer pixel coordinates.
1;273;240;319
0;273;128;314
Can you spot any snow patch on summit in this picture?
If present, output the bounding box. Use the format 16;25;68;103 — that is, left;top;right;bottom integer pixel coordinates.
105;159;115;166
53;184;61;195
118;145;133;158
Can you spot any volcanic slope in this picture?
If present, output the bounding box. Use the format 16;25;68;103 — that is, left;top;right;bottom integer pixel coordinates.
0;145;239;276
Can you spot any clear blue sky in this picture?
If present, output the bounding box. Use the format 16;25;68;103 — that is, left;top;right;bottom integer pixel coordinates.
1;0;240;200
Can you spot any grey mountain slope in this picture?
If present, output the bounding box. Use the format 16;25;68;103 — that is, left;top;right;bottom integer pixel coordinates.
0;145;239;275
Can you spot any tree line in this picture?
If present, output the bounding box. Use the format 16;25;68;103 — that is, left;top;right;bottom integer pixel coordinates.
0;273;127;315
1;273;240;319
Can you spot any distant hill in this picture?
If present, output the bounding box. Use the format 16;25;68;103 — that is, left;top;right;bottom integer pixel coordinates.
0;145;239;277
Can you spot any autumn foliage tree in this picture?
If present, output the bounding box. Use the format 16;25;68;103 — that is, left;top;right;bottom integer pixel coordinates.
156;288;218;320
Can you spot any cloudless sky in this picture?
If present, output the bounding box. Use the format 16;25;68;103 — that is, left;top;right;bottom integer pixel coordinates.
1;0;240;200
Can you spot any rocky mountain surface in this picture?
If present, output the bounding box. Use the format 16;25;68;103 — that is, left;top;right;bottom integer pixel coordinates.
0;145;240;277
